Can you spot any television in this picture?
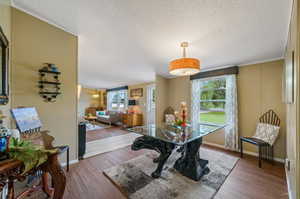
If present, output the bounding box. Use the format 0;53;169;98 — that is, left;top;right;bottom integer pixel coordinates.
128;99;137;106
11;107;42;133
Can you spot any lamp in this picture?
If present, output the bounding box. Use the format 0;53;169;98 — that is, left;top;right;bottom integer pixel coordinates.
169;42;200;76
128;99;137;106
92;92;99;98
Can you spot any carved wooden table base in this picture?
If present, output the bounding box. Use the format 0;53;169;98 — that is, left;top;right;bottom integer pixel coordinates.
0;153;66;199
131;135;210;181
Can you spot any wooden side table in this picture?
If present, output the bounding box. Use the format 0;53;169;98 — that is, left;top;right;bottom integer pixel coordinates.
122;113;143;127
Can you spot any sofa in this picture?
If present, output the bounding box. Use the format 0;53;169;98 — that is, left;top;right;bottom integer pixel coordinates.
96;111;122;125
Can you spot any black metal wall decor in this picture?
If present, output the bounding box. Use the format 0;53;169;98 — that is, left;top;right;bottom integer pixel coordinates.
38;63;61;102
0;26;9;105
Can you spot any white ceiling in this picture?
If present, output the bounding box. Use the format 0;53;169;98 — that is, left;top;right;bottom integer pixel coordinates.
12;0;292;89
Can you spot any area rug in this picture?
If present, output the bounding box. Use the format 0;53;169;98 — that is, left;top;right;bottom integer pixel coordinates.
84;133;142;158
86;122;110;131
103;148;239;199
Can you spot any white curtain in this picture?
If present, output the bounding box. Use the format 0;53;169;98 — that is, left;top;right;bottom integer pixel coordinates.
224;75;239;151
191;79;201;131
121;90;128;111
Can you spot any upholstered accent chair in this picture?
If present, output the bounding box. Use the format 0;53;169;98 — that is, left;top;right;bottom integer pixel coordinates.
240;110;281;168
163;106;175;123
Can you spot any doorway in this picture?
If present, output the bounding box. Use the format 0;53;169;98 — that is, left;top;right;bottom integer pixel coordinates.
146;84;156;125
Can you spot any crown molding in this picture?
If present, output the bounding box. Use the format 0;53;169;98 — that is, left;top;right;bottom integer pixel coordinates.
238;57;284;67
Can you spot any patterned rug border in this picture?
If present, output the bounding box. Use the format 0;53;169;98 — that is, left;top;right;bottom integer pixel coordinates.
103;149;240;199
103;170;130;198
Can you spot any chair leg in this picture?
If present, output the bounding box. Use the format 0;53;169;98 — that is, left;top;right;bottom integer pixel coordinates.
263;146;267;160
266;145;269;161
271;146;274;165
258;145;262;168
67;147;70;172
240;138;243;158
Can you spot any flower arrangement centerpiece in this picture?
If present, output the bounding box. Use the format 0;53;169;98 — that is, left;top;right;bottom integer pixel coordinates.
175;101;188;127
180;102;188;127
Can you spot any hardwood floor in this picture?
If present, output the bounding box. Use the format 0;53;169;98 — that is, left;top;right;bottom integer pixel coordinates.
64;146;145;199
207;145;288;199
63;144;288;199
86;126;129;142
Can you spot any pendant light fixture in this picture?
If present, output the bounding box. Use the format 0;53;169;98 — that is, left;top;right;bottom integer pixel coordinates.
169;42;200;76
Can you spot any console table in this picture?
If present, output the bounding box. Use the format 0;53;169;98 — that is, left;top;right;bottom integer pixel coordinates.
0;131;66;199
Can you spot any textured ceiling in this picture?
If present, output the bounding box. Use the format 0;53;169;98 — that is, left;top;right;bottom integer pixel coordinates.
12;0;292;88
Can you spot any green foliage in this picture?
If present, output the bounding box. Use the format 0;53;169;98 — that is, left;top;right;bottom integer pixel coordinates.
8;137;57;174
175;120;183;126
200;79;226;109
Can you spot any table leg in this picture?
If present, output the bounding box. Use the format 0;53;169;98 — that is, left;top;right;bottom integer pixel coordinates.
174;137;210;181
131;136;175;178
44;155;66;199
7;179;14;199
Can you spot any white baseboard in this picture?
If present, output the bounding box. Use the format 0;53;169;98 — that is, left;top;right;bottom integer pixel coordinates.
203;141;285;163
285;167;294;199
60;159;79;167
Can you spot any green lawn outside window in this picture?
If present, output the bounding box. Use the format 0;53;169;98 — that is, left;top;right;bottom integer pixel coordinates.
200;111;226;125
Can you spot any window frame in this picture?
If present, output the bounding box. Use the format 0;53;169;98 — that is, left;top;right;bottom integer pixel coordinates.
198;76;227;125
107;89;128;111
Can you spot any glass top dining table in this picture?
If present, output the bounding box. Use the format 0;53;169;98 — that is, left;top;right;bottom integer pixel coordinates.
127;123;225;146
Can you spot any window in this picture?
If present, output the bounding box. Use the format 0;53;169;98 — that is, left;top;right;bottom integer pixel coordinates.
107;89;128;111
199;77;226;125
191;73;238;149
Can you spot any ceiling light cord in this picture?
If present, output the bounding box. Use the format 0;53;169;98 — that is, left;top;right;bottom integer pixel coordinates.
181;42;188;58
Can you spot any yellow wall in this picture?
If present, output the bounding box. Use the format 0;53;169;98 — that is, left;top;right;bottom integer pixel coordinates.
78;87;106;119
237;60;286;159
155;75;168;126
128;82;154;125
156;60;286;160
0;0;11;127
167;76;191;118
11;8;78;162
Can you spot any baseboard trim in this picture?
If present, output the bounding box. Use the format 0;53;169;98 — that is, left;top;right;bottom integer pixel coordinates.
285;167;294;199
203;141;285;163
60;159;79;167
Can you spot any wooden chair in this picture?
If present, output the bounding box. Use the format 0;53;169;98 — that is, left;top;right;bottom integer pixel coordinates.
240;110;280;168
163;106;175;123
